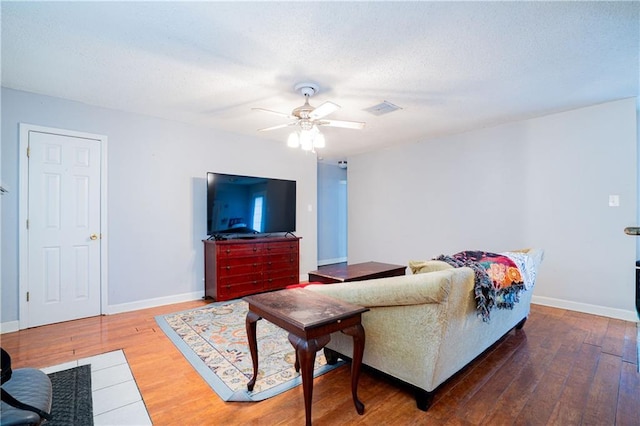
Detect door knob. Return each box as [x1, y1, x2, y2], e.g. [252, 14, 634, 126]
[90, 234, 99, 240]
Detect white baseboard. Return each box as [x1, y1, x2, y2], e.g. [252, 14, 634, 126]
[0, 320, 20, 334]
[532, 295, 639, 322]
[105, 291, 205, 315]
[1, 292, 204, 333]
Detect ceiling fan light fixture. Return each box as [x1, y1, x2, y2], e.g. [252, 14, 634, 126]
[258, 81, 365, 152]
[288, 127, 325, 152]
[300, 131, 314, 151]
[287, 132, 300, 148]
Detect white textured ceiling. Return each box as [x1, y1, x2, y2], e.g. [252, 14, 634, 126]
[2, 1, 639, 161]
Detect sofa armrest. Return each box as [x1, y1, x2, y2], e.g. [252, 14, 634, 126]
[305, 269, 454, 308]
[408, 260, 454, 274]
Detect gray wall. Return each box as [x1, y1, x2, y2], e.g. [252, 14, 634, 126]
[348, 98, 638, 320]
[317, 162, 347, 265]
[1, 88, 318, 324]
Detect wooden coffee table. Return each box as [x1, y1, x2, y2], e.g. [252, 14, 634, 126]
[244, 288, 369, 426]
[308, 261, 406, 284]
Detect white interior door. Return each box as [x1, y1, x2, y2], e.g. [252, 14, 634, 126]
[20, 126, 106, 328]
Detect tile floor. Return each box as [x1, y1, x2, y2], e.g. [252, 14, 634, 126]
[41, 350, 152, 425]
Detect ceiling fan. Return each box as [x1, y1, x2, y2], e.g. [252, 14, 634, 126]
[252, 83, 366, 134]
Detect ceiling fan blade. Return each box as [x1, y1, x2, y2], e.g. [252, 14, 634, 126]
[318, 119, 365, 130]
[257, 122, 297, 132]
[252, 107, 293, 118]
[309, 101, 340, 119]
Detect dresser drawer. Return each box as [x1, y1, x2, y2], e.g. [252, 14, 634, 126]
[264, 242, 299, 255]
[219, 270, 262, 284]
[217, 278, 263, 299]
[265, 257, 298, 272]
[217, 257, 263, 276]
[218, 264, 262, 278]
[263, 273, 299, 290]
[265, 252, 298, 265]
[217, 244, 262, 257]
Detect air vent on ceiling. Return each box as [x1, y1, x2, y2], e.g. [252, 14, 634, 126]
[364, 101, 402, 116]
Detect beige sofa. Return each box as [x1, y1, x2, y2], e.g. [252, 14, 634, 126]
[305, 248, 543, 410]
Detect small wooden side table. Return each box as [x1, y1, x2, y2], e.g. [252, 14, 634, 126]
[244, 288, 369, 426]
[308, 261, 406, 284]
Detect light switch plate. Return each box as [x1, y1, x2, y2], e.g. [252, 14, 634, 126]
[609, 194, 620, 207]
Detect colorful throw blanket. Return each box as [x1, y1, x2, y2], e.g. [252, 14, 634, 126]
[435, 251, 525, 322]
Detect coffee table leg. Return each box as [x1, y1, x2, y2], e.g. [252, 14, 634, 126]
[342, 324, 366, 415]
[245, 311, 261, 391]
[288, 334, 330, 426]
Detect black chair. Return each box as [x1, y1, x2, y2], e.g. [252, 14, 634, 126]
[1, 349, 53, 426]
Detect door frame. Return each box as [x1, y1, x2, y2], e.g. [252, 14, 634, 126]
[18, 123, 108, 329]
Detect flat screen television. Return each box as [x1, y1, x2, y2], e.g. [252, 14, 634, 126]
[206, 172, 296, 238]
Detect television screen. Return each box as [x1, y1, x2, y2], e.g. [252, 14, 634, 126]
[207, 172, 296, 237]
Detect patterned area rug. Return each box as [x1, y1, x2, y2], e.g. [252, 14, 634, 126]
[155, 299, 343, 402]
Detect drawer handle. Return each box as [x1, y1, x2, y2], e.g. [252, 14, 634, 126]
[253, 247, 257, 252]
[226, 266, 231, 270]
[225, 249, 230, 254]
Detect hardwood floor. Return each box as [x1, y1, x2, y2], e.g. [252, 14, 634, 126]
[2, 302, 638, 425]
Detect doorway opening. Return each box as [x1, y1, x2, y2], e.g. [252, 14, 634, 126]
[317, 162, 347, 266]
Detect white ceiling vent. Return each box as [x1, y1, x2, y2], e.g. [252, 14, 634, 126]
[364, 101, 402, 116]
